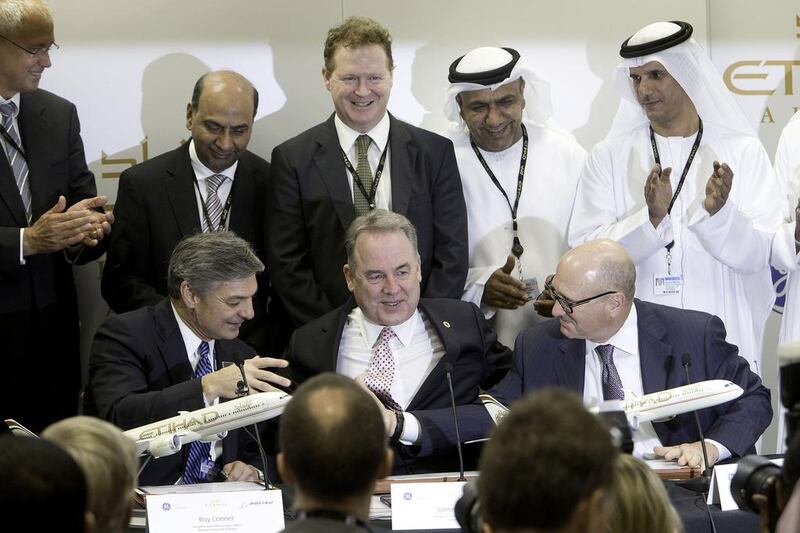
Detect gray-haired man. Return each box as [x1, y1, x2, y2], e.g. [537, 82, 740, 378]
[88, 231, 290, 485]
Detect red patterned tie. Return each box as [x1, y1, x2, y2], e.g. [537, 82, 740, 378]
[364, 327, 402, 411]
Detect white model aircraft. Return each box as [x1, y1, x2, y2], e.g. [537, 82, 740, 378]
[480, 379, 743, 429]
[124, 391, 291, 458]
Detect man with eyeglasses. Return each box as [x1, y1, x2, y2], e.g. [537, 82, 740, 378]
[419, 239, 771, 470]
[0, 0, 114, 432]
[267, 16, 468, 331]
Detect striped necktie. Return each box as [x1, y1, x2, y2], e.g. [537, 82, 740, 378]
[203, 173, 227, 232]
[0, 101, 32, 223]
[183, 341, 216, 483]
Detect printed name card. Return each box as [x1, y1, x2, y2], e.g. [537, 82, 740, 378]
[390, 481, 466, 530]
[708, 458, 783, 511]
[146, 488, 284, 532]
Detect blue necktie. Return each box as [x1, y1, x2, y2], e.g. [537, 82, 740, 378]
[597, 344, 624, 401]
[183, 341, 215, 484]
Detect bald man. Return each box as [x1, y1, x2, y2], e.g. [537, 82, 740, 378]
[419, 240, 771, 470]
[102, 70, 285, 354]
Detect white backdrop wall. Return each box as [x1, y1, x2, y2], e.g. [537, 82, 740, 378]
[42, 0, 799, 453]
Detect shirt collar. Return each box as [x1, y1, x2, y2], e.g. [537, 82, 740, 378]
[0, 93, 22, 117]
[335, 112, 390, 154]
[586, 304, 639, 357]
[355, 307, 420, 348]
[188, 139, 238, 181]
[170, 300, 216, 362]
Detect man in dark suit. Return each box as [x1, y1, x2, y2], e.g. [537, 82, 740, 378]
[89, 232, 291, 485]
[267, 16, 468, 328]
[283, 210, 510, 474]
[278, 373, 392, 533]
[0, 0, 114, 432]
[425, 239, 772, 468]
[101, 70, 285, 353]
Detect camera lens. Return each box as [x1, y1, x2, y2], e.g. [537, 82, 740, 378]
[731, 455, 781, 512]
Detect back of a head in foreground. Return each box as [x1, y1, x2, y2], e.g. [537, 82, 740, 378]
[478, 389, 618, 533]
[606, 454, 682, 533]
[278, 373, 388, 501]
[0, 434, 89, 532]
[43, 416, 139, 533]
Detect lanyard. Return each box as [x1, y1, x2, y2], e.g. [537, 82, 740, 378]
[193, 176, 234, 232]
[342, 137, 389, 210]
[470, 123, 528, 259]
[649, 117, 703, 264]
[0, 123, 27, 160]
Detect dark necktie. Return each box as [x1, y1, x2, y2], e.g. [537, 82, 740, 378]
[364, 326, 402, 411]
[183, 341, 216, 483]
[203, 173, 227, 232]
[596, 344, 624, 400]
[352, 134, 373, 217]
[0, 101, 32, 223]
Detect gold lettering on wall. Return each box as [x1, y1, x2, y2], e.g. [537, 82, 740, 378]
[100, 138, 149, 179]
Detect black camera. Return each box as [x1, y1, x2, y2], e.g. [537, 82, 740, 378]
[730, 342, 800, 531]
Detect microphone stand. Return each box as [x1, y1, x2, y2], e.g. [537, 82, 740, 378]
[443, 362, 466, 482]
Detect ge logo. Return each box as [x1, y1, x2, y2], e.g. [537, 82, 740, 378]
[403, 492, 412, 501]
[162, 502, 171, 511]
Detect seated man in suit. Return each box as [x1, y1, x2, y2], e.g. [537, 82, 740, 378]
[476, 389, 617, 533]
[444, 239, 771, 468]
[101, 70, 285, 354]
[267, 16, 468, 328]
[282, 209, 510, 474]
[278, 373, 392, 533]
[88, 231, 290, 485]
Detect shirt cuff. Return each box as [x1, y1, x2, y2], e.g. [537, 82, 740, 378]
[400, 412, 420, 445]
[18, 228, 25, 265]
[706, 438, 731, 462]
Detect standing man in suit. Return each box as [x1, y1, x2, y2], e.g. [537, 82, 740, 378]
[267, 16, 468, 328]
[89, 232, 291, 485]
[101, 70, 285, 353]
[283, 210, 510, 474]
[0, 0, 114, 432]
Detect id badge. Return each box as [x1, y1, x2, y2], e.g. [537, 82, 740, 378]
[654, 274, 682, 295]
[522, 277, 539, 299]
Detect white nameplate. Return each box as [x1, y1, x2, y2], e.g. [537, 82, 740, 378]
[708, 458, 783, 511]
[146, 488, 284, 532]
[390, 481, 466, 530]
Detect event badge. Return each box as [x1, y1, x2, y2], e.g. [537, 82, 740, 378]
[654, 274, 682, 296]
[523, 277, 539, 300]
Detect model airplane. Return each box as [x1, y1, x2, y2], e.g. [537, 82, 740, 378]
[124, 391, 292, 458]
[480, 379, 743, 430]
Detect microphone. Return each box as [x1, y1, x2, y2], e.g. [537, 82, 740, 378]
[443, 362, 466, 482]
[676, 353, 712, 493]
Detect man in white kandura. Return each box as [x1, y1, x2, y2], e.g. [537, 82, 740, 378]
[569, 21, 782, 374]
[446, 46, 586, 347]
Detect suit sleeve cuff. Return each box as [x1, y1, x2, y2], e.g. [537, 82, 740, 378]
[19, 228, 25, 265]
[706, 438, 730, 462]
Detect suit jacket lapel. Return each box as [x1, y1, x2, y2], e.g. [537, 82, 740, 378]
[406, 300, 460, 411]
[635, 300, 674, 394]
[314, 115, 354, 232]
[14, 94, 48, 221]
[228, 155, 254, 233]
[0, 150, 26, 225]
[164, 143, 202, 236]
[153, 299, 194, 384]
[388, 114, 412, 216]
[555, 337, 586, 393]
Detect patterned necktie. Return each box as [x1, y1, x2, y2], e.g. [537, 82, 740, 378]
[184, 341, 215, 484]
[0, 101, 32, 223]
[596, 344, 624, 400]
[352, 134, 373, 217]
[203, 173, 227, 232]
[364, 326, 402, 411]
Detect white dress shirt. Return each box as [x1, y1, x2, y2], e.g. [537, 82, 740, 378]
[334, 112, 392, 210]
[337, 307, 444, 444]
[188, 139, 237, 230]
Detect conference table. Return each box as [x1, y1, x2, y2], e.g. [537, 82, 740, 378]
[128, 479, 761, 532]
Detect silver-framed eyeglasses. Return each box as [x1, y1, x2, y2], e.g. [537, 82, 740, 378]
[0, 33, 59, 57]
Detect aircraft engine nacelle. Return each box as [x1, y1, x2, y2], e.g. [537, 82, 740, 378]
[147, 433, 182, 458]
[200, 431, 227, 443]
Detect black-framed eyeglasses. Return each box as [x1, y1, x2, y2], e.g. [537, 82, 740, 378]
[539, 279, 617, 314]
[0, 33, 59, 57]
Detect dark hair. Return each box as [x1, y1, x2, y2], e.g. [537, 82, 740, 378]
[0, 435, 88, 533]
[323, 16, 393, 73]
[478, 389, 617, 530]
[190, 72, 259, 117]
[279, 373, 386, 501]
[167, 231, 264, 298]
